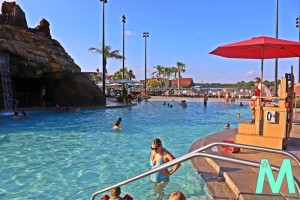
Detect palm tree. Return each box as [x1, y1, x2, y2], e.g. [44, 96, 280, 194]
[91, 74, 101, 84]
[112, 70, 123, 80]
[112, 67, 136, 80]
[171, 67, 178, 79]
[127, 69, 136, 80]
[161, 67, 172, 88]
[163, 67, 172, 79]
[152, 65, 166, 89]
[176, 62, 186, 91]
[88, 45, 123, 74]
[152, 65, 165, 78]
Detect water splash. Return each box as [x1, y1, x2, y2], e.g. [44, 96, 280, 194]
[0, 52, 12, 112]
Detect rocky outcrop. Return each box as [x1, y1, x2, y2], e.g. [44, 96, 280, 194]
[54, 74, 105, 106]
[0, 1, 27, 29]
[34, 18, 51, 39]
[0, 24, 80, 77]
[0, 1, 106, 107]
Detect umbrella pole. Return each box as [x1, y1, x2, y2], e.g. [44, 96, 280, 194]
[257, 49, 264, 136]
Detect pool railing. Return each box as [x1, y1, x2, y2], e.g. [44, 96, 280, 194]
[90, 142, 300, 200]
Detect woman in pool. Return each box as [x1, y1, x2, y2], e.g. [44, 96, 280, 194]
[150, 138, 181, 199]
[112, 117, 122, 130]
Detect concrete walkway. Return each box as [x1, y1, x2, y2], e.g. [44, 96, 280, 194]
[190, 111, 300, 200]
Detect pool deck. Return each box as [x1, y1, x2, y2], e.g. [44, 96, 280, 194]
[106, 97, 136, 108]
[190, 111, 300, 200]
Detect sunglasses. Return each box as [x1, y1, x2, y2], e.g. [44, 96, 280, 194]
[151, 145, 161, 150]
[254, 81, 259, 83]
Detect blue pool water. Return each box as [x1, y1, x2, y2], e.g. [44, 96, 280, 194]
[0, 100, 250, 200]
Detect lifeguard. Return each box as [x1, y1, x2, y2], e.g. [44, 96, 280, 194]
[248, 77, 272, 124]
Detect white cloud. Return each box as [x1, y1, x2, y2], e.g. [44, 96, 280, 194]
[121, 30, 136, 36]
[243, 70, 254, 77]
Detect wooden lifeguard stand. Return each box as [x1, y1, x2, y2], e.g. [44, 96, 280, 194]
[236, 68, 295, 150]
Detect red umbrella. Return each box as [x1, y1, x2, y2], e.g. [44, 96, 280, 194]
[209, 36, 300, 82]
[210, 36, 300, 135]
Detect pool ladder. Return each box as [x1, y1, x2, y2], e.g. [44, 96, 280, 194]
[91, 142, 300, 200]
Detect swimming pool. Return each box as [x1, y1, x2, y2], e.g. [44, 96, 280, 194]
[0, 99, 250, 199]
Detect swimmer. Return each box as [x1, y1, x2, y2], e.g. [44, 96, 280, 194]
[74, 106, 80, 112]
[225, 123, 230, 129]
[237, 113, 241, 119]
[181, 100, 187, 108]
[21, 111, 28, 119]
[12, 111, 19, 120]
[112, 117, 122, 130]
[150, 138, 180, 199]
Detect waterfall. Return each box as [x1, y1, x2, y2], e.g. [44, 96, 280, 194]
[0, 53, 12, 112]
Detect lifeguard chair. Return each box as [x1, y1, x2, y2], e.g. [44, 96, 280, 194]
[236, 67, 295, 150]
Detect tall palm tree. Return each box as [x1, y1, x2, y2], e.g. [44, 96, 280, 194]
[171, 67, 178, 79]
[127, 69, 136, 80]
[176, 62, 186, 91]
[161, 67, 172, 88]
[152, 65, 165, 89]
[163, 67, 172, 79]
[88, 45, 123, 74]
[151, 65, 165, 78]
[112, 67, 136, 80]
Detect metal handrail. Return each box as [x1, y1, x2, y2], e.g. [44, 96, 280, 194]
[91, 142, 300, 200]
[190, 142, 300, 166]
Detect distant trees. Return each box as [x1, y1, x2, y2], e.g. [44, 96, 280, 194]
[150, 62, 186, 89]
[151, 65, 164, 78]
[176, 62, 186, 90]
[198, 80, 280, 91]
[112, 67, 136, 80]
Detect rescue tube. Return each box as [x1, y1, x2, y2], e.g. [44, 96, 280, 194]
[220, 140, 240, 153]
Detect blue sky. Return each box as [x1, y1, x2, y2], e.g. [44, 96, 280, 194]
[2, 0, 300, 83]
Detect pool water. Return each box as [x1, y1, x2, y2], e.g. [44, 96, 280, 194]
[0, 100, 250, 200]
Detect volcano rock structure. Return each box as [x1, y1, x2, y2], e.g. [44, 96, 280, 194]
[0, 1, 105, 108]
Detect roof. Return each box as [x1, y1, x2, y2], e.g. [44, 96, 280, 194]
[171, 78, 194, 87]
[106, 75, 113, 79]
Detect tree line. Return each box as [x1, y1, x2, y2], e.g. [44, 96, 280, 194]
[200, 80, 280, 91]
[88, 45, 279, 91]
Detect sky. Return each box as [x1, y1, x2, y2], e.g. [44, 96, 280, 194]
[2, 0, 300, 83]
